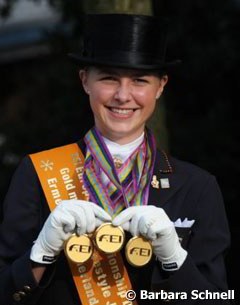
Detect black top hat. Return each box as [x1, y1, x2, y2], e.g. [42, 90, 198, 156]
[69, 14, 179, 70]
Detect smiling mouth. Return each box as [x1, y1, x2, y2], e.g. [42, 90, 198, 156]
[106, 107, 138, 114]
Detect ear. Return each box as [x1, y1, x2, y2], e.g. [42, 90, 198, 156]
[156, 75, 168, 99]
[79, 69, 90, 94]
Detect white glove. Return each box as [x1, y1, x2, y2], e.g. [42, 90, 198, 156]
[112, 206, 187, 271]
[30, 200, 112, 264]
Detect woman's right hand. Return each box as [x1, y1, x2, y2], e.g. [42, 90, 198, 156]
[30, 200, 112, 264]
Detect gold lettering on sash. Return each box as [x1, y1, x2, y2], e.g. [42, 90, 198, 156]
[30, 143, 137, 305]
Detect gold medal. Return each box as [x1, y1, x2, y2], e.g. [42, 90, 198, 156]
[64, 234, 93, 264]
[125, 236, 152, 267]
[94, 223, 125, 253]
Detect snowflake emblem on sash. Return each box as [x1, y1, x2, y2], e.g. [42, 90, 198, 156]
[40, 160, 54, 171]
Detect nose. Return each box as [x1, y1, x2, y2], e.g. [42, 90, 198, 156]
[114, 82, 132, 104]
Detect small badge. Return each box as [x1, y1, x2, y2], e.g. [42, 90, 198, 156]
[113, 156, 123, 169]
[151, 175, 159, 189]
[160, 178, 170, 189]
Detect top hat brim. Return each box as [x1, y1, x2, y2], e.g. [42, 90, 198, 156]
[68, 53, 181, 71]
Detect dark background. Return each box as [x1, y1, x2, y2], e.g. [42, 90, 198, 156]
[0, 0, 239, 302]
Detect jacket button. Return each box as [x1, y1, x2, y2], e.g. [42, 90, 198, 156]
[23, 285, 31, 292]
[13, 292, 21, 302]
[19, 291, 26, 297]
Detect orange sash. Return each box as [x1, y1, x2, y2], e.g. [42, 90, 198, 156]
[30, 143, 136, 305]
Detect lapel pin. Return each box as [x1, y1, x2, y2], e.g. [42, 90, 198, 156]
[151, 175, 160, 189]
[160, 178, 170, 189]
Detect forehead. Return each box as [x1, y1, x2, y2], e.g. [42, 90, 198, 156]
[87, 66, 162, 78]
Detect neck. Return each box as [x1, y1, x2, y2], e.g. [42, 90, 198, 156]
[96, 128, 145, 145]
[102, 132, 144, 147]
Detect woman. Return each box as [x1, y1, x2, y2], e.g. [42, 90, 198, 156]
[0, 14, 231, 305]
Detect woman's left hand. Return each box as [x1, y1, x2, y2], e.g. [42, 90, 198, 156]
[112, 206, 187, 271]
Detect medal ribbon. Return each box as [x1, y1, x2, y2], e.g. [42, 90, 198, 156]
[83, 127, 156, 216]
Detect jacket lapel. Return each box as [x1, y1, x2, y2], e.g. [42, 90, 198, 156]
[77, 139, 86, 154]
[148, 150, 189, 207]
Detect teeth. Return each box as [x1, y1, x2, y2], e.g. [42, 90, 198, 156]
[110, 108, 133, 114]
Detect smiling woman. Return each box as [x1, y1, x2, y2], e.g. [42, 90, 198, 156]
[0, 13, 231, 305]
[79, 67, 168, 144]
